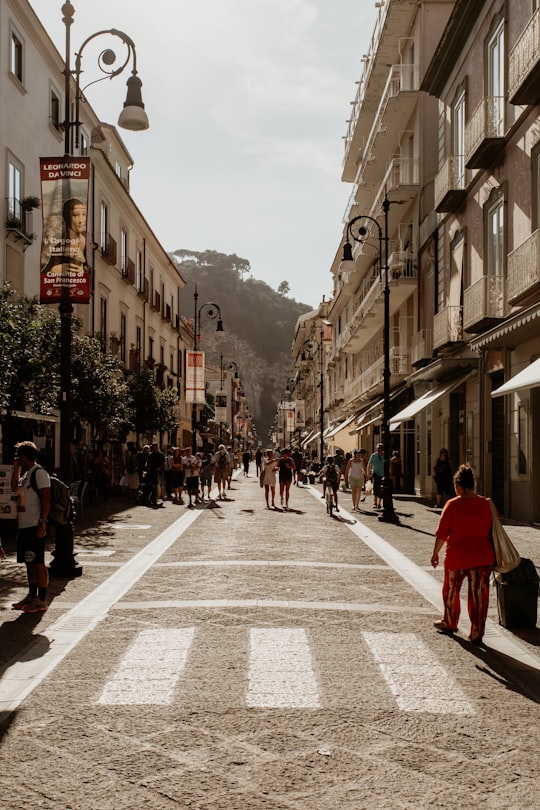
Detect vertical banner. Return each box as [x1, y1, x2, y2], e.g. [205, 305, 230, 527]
[286, 410, 295, 432]
[294, 400, 305, 429]
[215, 390, 227, 423]
[39, 156, 91, 304]
[186, 351, 206, 404]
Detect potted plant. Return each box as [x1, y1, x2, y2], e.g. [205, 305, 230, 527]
[21, 195, 40, 211]
[5, 215, 23, 230]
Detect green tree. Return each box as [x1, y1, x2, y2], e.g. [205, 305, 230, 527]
[127, 367, 179, 442]
[71, 333, 132, 443]
[277, 280, 290, 296]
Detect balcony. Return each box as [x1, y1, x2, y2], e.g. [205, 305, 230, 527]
[101, 233, 117, 266]
[358, 345, 411, 399]
[411, 329, 433, 367]
[434, 155, 468, 212]
[433, 305, 463, 351]
[509, 7, 540, 104]
[122, 257, 136, 284]
[356, 64, 420, 187]
[465, 97, 505, 169]
[463, 275, 505, 332]
[5, 197, 36, 251]
[507, 229, 540, 304]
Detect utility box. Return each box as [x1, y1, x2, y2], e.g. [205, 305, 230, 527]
[494, 558, 539, 629]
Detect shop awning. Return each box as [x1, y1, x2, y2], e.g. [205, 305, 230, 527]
[300, 430, 315, 447]
[326, 414, 356, 439]
[491, 357, 540, 397]
[389, 372, 474, 429]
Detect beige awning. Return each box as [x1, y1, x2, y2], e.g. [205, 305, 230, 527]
[491, 357, 540, 397]
[325, 414, 356, 439]
[389, 372, 474, 429]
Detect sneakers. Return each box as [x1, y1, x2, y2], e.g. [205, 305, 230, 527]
[21, 597, 48, 613]
[12, 594, 34, 610]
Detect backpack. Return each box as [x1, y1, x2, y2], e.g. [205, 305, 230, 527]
[216, 451, 228, 469]
[30, 468, 74, 525]
[325, 464, 339, 488]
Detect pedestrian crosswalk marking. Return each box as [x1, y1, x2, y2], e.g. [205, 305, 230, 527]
[362, 631, 475, 715]
[246, 628, 320, 708]
[98, 628, 195, 706]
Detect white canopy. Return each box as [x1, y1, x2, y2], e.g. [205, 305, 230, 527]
[491, 357, 540, 397]
[389, 372, 473, 429]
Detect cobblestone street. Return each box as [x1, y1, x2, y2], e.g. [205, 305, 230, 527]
[1, 474, 540, 809]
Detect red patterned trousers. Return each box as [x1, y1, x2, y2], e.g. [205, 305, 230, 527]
[442, 565, 492, 641]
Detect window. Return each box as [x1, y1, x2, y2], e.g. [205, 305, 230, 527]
[120, 228, 128, 274]
[80, 133, 88, 156]
[486, 189, 505, 276]
[452, 87, 466, 187]
[100, 202, 108, 251]
[50, 90, 61, 130]
[532, 144, 540, 230]
[8, 160, 22, 220]
[120, 314, 127, 364]
[10, 32, 23, 82]
[136, 249, 143, 291]
[148, 336, 154, 362]
[487, 18, 505, 136]
[100, 297, 108, 349]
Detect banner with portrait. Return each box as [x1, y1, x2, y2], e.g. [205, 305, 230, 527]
[39, 156, 91, 304]
[186, 351, 206, 404]
[215, 389, 227, 423]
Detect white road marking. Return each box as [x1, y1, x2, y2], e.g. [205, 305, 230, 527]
[98, 628, 195, 705]
[362, 631, 475, 715]
[246, 628, 320, 709]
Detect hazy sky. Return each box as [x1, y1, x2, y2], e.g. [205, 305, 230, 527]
[31, 1, 376, 307]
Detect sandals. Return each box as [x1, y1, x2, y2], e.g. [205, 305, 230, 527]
[433, 620, 455, 636]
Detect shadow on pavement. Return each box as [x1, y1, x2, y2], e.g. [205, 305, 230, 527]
[455, 635, 540, 704]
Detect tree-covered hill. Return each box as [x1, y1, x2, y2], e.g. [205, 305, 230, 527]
[172, 249, 312, 442]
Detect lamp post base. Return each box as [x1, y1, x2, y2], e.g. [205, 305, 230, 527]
[48, 523, 83, 578]
[378, 476, 399, 524]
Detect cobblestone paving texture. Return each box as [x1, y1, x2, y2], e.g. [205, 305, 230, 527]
[0, 473, 540, 809]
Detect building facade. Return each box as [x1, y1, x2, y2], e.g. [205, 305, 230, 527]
[1, 0, 193, 465]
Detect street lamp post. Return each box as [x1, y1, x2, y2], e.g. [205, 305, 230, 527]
[341, 193, 398, 524]
[52, 3, 149, 578]
[192, 287, 223, 453]
[301, 331, 324, 464]
[59, 2, 149, 486]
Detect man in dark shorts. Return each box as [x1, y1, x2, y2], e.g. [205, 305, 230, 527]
[10, 441, 51, 613]
[278, 448, 296, 510]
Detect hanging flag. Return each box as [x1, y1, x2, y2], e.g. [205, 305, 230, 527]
[39, 156, 91, 304]
[186, 351, 206, 404]
[215, 389, 227, 423]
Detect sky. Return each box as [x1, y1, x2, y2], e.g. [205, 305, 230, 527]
[31, 0, 376, 307]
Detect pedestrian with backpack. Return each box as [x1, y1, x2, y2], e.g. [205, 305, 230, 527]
[10, 441, 51, 613]
[213, 444, 231, 500]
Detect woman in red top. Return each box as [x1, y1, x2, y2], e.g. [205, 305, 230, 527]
[431, 465, 494, 644]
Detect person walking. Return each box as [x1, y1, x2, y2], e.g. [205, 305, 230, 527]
[278, 447, 296, 510]
[171, 447, 185, 504]
[242, 449, 251, 477]
[146, 443, 165, 507]
[344, 450, 365, 512]
[261, 449, 279, 509]
[199, 451, 214, 501]
[292, 447, 304, 485]
[10, 441, 51, 613]
[255, 447, 263, 477]
[182, 447, 199, 508]
[430, 465, 494, 644]
[213, 444, 230, 500]
[367, 443, 385, 510]
[433, 448, 454, 508]
[390, 450, 403, 493]
[163, 446, 174, 500]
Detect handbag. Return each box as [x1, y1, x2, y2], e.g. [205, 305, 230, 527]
[487, 498, 521, 573]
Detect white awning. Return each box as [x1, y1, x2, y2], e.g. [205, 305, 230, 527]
[389, 372, 474, 429]
[491, 357, 540, 397]
[300, 430, 314, 447]
[326, 414, 356, 439]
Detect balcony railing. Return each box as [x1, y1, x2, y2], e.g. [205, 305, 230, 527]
[411, 329, 433, 366]
[465, 96, 505, 168]
[507, 229, 540, 304]
[434, 155, 467, 212]
[509, 7, 540, 104]
[433, 305, 463, 350]
[463, 275, 505, 332]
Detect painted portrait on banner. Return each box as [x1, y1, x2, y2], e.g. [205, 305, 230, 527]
[39, 156, 91, 304]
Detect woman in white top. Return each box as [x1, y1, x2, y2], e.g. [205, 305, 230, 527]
[345, 449, 366, 512]
[261, 449, 279, 509]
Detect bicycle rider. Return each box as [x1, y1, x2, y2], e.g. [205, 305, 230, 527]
[318, 456, 341, 513]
